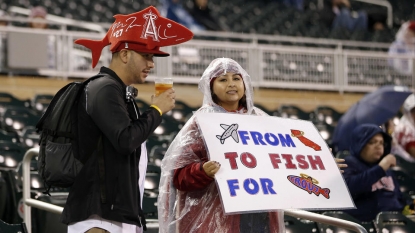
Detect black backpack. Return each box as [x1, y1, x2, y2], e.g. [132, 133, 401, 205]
[36, 74, 103, 194]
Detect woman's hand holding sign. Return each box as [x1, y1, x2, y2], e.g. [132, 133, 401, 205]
[203, 161, 221, 178]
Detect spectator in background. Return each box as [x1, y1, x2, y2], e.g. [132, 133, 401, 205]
[28, 6, 56, 69]
[342, 124, 407, 222]
[275, 0, 304, 11]
[159, 0, 205, 32]
[0, 10, 8, 72]
[187, 0, 224, 31]
[384, 118, 415, 163]
[388, 21, 415, 75]
[319, 0, 387, 33]
[29, 6, 48, 29]
[0, 10, 7, 26]
[319, 0, 368, 32]
[393, 94, 415, 160]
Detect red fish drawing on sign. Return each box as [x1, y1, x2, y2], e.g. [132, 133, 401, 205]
[291, 129, 321, 151]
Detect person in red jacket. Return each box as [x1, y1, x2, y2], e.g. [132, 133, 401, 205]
[157, 58, 285, 233]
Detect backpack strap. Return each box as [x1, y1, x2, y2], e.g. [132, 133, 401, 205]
[96, 136, 107, 204]
[81, 74, 108, 204]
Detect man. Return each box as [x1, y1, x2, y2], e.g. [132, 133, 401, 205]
[60, 6, 193, 233]
[342, 124, 406, 222]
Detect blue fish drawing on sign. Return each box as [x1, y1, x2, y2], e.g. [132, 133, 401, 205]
[216, 124, 239, 144]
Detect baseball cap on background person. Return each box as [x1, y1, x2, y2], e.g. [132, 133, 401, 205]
[75, 5, 194, 68]
[395, 20, 415, 46]
[29, 6, 48, 28]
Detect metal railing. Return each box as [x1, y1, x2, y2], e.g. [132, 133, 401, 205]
[1, 25, 413, 93]
[22, 148, 63, 233]
[0, 7, 413, 94]
[22, 148, 367, 233]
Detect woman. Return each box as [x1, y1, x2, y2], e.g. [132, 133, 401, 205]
[157, 58, 285, 233]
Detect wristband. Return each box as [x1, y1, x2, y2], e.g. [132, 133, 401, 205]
[150, 105, 162, 116]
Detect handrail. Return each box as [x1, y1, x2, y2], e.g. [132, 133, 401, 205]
[22, 148, 63, 233]
[354, 0, 393, 28]
[285, 209, 368, 233]
[8, 6, 106, 33]
[22, 149, 367, 233]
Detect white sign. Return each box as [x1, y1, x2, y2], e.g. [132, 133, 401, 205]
[195, 112, 355, 214]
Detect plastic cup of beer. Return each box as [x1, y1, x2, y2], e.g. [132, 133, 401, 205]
[155, 78, 173, 96]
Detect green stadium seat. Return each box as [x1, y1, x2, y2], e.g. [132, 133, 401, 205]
[0, 219, 27, 233]
[374, 211, 415, 233]
[317, 211, 375, 233]
[284, 215, 318, 233]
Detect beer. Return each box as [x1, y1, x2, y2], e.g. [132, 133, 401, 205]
[155, 83, 173, 96]
[154, 78, 173, 96]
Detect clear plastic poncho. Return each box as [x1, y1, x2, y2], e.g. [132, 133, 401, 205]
[388, 21, 415, 75]
[392, 93, 415, 162]
[157, 58, 285, 233]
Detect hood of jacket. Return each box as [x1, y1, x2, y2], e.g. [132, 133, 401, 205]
[349, 124, 392, 160]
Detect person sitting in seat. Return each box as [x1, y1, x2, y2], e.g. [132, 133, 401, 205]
[342, 124, 408, 222]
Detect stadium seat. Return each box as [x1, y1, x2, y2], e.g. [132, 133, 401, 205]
[284, 215, 318, 233]
[31, 94, 54, 115]
[374, 211, 415, 233]
[0, 169, 23, 225]
[152, 115, 183, 140]
[148, 145, 168, 167]
[0, 129, 20, 144]
[0, 173, 8, 222]
[18, 126, 40, 149]
[165, 100, 196, 123]
[0, 92, 28, 111]
[0, 141, 26, 169]
[394, 156, 415, 177]
[312, 106, 343, 126]
[317, 211, 375, 233]
[277, 105, 311, 120]
[391, 167, 415, 196]
[0, 219, 27, 233]
[142, 194, 158, 218]
[0, 106, 39, 133]
[314, 122, 335, 145]
[253, 103, 272, 116]
[143, 163, 160, 218]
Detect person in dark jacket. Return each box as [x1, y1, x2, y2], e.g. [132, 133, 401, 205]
[342, 123, 406, 222]
[187, 0, 224, 31]
[60, 6, 193, 233]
